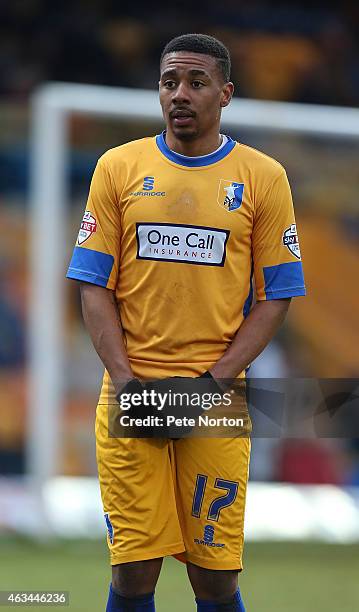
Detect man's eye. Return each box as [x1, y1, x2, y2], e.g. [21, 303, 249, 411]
[164, 80, 176, 88]
[192, 81, 204, 88]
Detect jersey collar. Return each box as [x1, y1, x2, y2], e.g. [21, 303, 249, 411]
[156, 131, 236, 167]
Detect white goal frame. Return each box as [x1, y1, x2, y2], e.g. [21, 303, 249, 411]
[29, 83, 359, 484]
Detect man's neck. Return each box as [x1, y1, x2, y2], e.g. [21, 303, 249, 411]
[165, 130, 223, 157]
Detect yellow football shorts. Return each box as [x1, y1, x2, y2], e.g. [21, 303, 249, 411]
[96, 403, 250, 571]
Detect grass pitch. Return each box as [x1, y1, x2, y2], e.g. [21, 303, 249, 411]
[0, 538, 358, 611]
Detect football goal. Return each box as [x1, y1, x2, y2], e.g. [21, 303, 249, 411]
[28, 82, 359, 487]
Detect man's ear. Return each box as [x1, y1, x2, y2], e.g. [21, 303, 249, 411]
[220, 82, 234, 108]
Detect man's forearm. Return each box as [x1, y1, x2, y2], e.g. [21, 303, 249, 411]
[210, 299, 291, 379]
[80, 282, 133, 390]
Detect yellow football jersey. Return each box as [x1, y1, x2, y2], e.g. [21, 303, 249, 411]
[67, 132, 305, 394]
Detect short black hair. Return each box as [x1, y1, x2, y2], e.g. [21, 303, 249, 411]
[160, 33, 231, 82]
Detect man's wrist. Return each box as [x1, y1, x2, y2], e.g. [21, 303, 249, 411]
[115, 377, 143, 402]
[205, 370, 234, 392]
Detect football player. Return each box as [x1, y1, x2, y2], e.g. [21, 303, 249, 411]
[67, 33, 306, 612]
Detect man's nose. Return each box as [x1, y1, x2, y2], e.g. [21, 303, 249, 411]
[172, 82, 191, 104]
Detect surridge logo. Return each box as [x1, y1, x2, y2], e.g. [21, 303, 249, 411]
[143, 176, 154, 191]
[204, 525, 215, 543]
[218, 180, 244, 211]
[194, 524, 225, 548]
[130, 176, 166, 197]
[104, 512, 114, 545]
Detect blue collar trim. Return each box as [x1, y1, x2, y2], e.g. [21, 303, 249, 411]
[156, 131, 236, 167]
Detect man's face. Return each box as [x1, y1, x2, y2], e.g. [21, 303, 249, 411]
[159, 52, 233, 141]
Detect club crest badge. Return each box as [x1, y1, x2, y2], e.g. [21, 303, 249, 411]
[77, 211, 97, 245]
[218, 180, 244, 212]
[282, 224, 301, 259]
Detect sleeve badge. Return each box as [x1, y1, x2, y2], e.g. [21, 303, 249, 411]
[283, 224, 301, 259]
[77, 211, 97, 245]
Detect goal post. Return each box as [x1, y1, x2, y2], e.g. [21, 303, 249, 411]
[28, 82, 359, 485]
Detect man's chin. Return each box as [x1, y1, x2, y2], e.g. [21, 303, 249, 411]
[172, 127, 198, 141]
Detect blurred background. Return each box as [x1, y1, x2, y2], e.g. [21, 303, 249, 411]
[0, 1, 358, 611]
